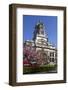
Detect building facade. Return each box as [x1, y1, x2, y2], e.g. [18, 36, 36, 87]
[24, 21, 57, 65]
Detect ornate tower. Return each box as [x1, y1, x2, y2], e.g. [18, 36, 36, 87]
[33, 21, 48, 47]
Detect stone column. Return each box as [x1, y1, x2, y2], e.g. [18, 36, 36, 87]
[47, 51, 50, 63]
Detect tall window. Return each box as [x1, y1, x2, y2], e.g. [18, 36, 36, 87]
[50, 52, 55, 62]
[52, 58, 54, 62]
[50, 52, 54, 57]
[50, 58, 54, 62]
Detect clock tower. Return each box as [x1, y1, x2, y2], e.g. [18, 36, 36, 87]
[33, 21, 48, 47]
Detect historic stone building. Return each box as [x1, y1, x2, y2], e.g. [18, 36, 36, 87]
[24, 21, 57, 65]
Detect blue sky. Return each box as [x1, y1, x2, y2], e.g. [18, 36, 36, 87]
[23, 15, 57, 47]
